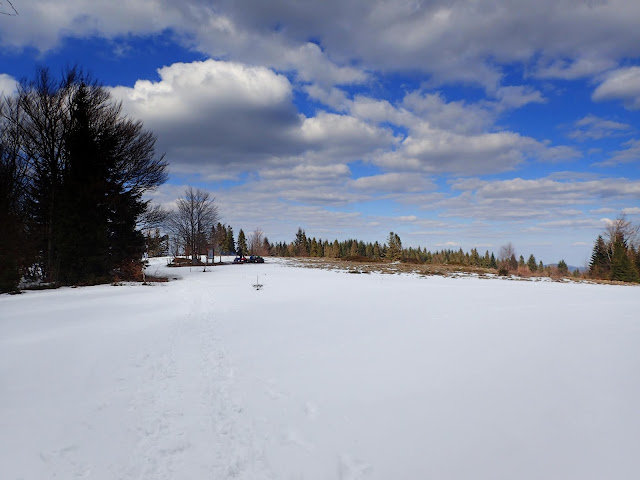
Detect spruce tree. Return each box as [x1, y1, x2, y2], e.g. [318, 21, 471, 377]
[237, 229, 248, 256]
[56, 84, 149, 284]
[557, 259, 569, 276]
[294, 227, 309, 256]
[226, 226, 235, 254]
[387, 232, 402, 261]
[611, 236, 639, 282]
[589, 235, 610, 279]
[527, 254, 537, 272]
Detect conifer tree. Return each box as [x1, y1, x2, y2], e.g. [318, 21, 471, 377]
[557, 259, 569, 276]
[294, 227, 309, 256]
[527, 254, 537, 272]
[589, 235, 610, 279]
[349, 241, 358, 257]
[610, 235, 639, 282]
[387, 232, 402, 261]
[310, 237, 319, 257]
[236, 229, 248, 256]
[509, 254, 518, 271]
[225, 226, 235, 254]
[262, 236, 272, 256]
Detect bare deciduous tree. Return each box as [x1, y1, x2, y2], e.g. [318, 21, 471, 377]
[498, 242, 518, 272]
[604, 214, 639, 248]
[138, 203, 168, 231]
[249, 227, 265, 255]
[498, 242, 515, 262]
[167, 187, 219, 263]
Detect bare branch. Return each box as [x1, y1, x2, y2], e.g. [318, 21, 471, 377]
[1, 1, 19, 16]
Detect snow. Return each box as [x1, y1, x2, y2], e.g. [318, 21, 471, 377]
[1, 257, 639, 479]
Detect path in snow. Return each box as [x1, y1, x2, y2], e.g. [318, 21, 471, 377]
[1, 257, 640, 479]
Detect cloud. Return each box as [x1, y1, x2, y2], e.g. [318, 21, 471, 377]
[110, 59, 300, 168]
[110, 59, 394, 176]
[401, 92, 494, 134]
[534, 56, 617, 80]
[377, 129, 533, 174]
[374, 127, 579, 175]
[5, 0, 640, 91]
[350, 173, 434, 193]
[434, 177, 640, 222]
[298, 112, 396, 160]
[493, 85, 546, 110]
[0, 73, 18, 97]
[348, 90, 577, 175]
[595, 139, 640, 167]
[568, 115, 632, 141]
[592, 67, 640, 109]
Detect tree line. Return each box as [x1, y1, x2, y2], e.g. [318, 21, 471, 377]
[0, 67, 167, 292]
[269, 228, 566, 276]
[269, 227, 640, 282]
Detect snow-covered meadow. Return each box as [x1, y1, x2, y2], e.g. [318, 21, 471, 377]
[1, 257, 639, 480]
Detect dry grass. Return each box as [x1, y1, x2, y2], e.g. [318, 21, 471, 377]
[283, 257, 638, 286]
[287, 257, 497, 278]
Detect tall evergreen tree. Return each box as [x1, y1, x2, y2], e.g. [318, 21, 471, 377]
[527, 254, 537, 272]
[557, 259, 569, 276]
[237, 229, 248, 256]
[610, 235, 639, 282]
[589, 235, 610, 279]
[294, 227, 309, 256]
[225, 226, 235, 254]
[387, 232, 402, 261]
[518, 255, 525, 269]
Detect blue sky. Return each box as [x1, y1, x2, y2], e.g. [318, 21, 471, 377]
[2, 0, 640, 265]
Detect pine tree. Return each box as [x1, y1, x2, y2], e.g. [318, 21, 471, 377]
[489, 253, 497, 269]
[589, 235, 610, 279]
[236, 229, 248, 256]
[557, 259, 569, 276]
[294, 227, 308, 256]
[509, 254, 518, 271]
[610, 235, 639, 282]
[56, 84, 149, 284]
[387, 232, 402, 261]
[527, 254, 537, 272]
[262, 236, 272, 256]
[226, 226, 235, 254]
